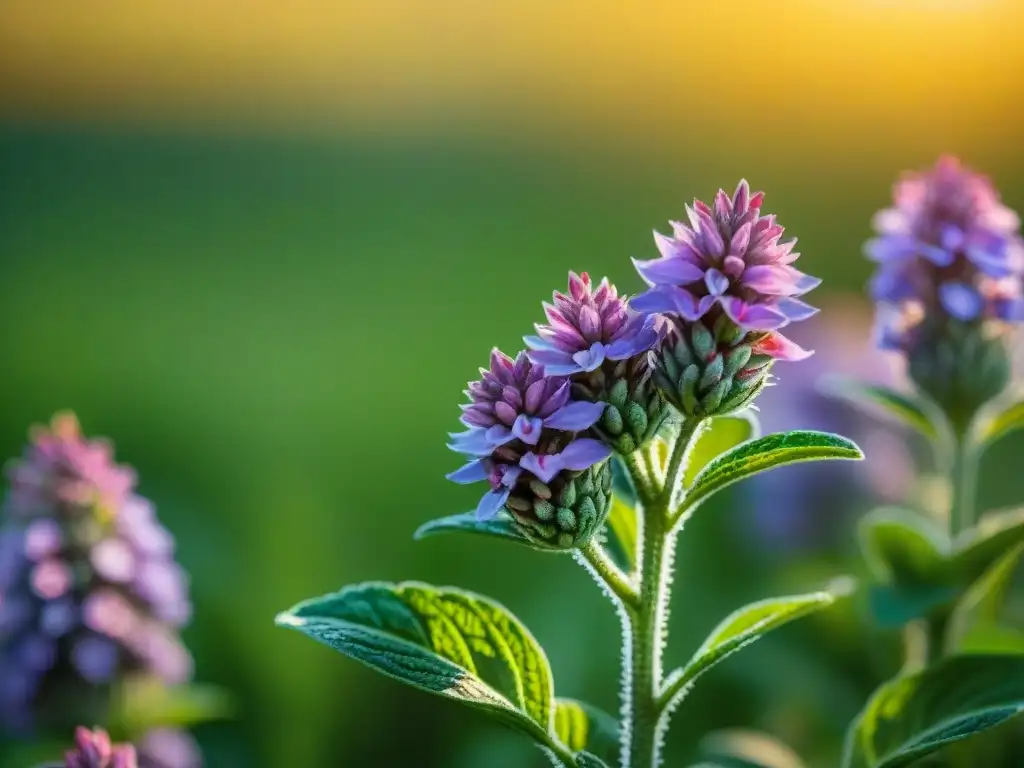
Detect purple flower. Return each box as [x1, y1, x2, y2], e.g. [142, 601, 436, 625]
[0, 413, 193, 732]
[138, 727, 203, 768]
[449, 349, 605, 456]
[65, 726, 138, 768]
[524, 271, 661, 375]
[631, 180, 820, 361]
[867, 156, 1024, 348]
[448, 351, 609, 520]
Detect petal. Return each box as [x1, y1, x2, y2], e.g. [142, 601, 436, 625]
[869, 263, 920, 303]
[632, 256, 705, 287]
[994, 297, 1024, 322]
[774, 297, 819, 322]
[557, 439, 613, 471]
[940, 224, 966, 252]
[630, 287, 678, 315]
[447, 428, 495, 457]
[579, 305, 603, 342]
[938, 281, 983, 321]
[864, 235, 918, 263]
[476, 489, 510, 521]
[733, 180, 750, 212]
[670, 286, 715, 321]
[494, 401, 518, 426]
[750, 332, 813, 361]
[525, 348, 578, 375]
[544, 400, 606, 431]
[523, 377, 548, 413]
[485, 424, 514, 448]
[704, 268, 730, 296]
[524, 333, 562, 352]
[568, 271, 590, 301]
[742, 265, 821, 297]
[719, 296, 789, 330]
[919, 243, 955, 267]
[512, 414, 544, 445]
[606, 321, 659, 360]
[519, 452, 565, 484]
[446, 459, 489, 484]
[537, 380, 571, 417]
[571, 343, 606, 372]
[729, 222, 752, 255]
[654, 231, 702, 262]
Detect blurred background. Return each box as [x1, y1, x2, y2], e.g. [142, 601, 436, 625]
[1, 1, 1023, 765]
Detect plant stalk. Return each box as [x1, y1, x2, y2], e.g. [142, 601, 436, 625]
[949, 435, 978, 539]
[624, 420, 701, 768]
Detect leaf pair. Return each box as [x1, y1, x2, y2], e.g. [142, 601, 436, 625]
[275, 582, 617, 763]
[860, 506, 1024, 629]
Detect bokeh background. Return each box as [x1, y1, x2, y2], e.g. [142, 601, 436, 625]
[2, 2, 1023, 766]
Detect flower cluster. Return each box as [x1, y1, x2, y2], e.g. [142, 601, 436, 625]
[631, 180, 820, 417]
[867, 155, 1024, 347]
[525, 272, 668, 453]
[866, 157, 1024, 422]
[0, 414, 191, 736]
[63, 727, 137, 768]
[448, 350, 613, 549]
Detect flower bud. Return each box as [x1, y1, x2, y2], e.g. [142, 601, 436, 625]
[504, 461, 612, 550]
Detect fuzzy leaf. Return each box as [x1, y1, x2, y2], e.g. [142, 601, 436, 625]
[682, 430, 863, 515]
[604, 495, 638, 573]
[701, 729, 808, 768]
[843, 655, 1024, 768]
[553, 698, 620, 763]
[859, 508, 949, 586]
[819, 376, 941, 443]
[683, 413, 761, 487]
[974, 398, 1024, 450]
[413, 511, 532, 546]
[276, 581, 555, 741]
[946, 543, 1024, 654]
[670, 591, 838, 693]
[950, 507, 1024, 584]
[867, 584, 958, 629]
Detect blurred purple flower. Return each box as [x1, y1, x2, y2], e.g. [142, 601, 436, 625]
[524, 271, 660, 375]
[867, 155, 1024, 349]
[631, 180, 819, 361]
[448, 350, 610, 521]
[740, 299, 915, 552]
[65, 726, 137, 768]
[0, 413, 193, 732]
[138, 727, 203, 768]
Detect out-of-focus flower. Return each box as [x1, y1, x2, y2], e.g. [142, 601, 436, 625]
[525, 271, 668, 453]
[866, 157, 1024, 425]
[631, 181, 819, 419]
[64, 726, 138, 768]
[448, 350, 612, 550]
[0, 413, 192, 732]
[740, 299, 915, 553]
[137, 727, 203, 768]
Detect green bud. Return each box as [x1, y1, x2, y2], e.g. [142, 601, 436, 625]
[625, 401, 648, 436]
[529, 478, 552, 500]
[505, 462, 613, 551]
[681, 365, 700, 413]
[671, 339, 695, 368]
[690, 322, 716, 359]
[608, 379, 629, 410]
[723, 346, 752, 378]
[602, 404, 624, 436]
[698, 354, 724, 390]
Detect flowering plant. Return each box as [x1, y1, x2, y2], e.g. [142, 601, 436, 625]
[276, 181, 875, 767]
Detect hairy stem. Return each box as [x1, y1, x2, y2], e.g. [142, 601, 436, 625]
[624, 420, 702, 768]
[580, 541, 639, 608]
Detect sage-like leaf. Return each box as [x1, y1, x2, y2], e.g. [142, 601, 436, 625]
[973, 398, 1024, 451]
[946, 542, 1024, 654]
[604, 495, 638, 573]
[681, 431, 862, 516]
[413, 510, 530, 546]
[701, 729, 807, 768]
[843, 654, 1024, 768]
[950, 507, 1024, 583]
[276, 581, 556, 741]
[819, 376, 941, 443]
[664, 590, 838, 699]
[683, 413, 760, 487]
[553, 698, 620, 764]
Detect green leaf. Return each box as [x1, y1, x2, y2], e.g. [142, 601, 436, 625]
[683, 412, 761, 487]
[611, 453, 637, 507]
[858, 507, 949, 586]
[276, 581, 556, 741]
[112, 677, 235, 736]
[682, 430, 863, 515]
[946, 542, 1024, 654]
[843, 654, 1024, 768]
[867, 584, 958, 629]
[604, 495, 638, 573]
[575, 753, 613, 768]
[974, 398, 1024, 450]
[553, 698, 620, 764]
[413, 510, 531, 547]
[819, 376, 942, 443]
[669, 590, 838, 693]
[701, 729, 807, 768]
[950, 507, 1024, 584]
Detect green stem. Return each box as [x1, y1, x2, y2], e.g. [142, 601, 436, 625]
[949, 435, 978, 539]
[624, 420, 702, 768]
[580, 541, 639, 609]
